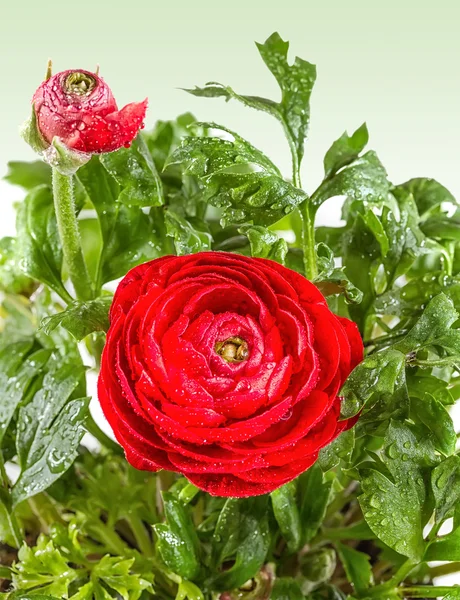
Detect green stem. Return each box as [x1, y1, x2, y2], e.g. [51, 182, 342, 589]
[0, 455, 23, 548]
[85, 413, 123, 455]
[400, 586, 459, 598]
[363, 559, 417, 598]
[299, 200, 317, 280]
[127, 514, 154, 557]
[430, 561, 460, 578]
[86, 521, 129, 556]
[52, 168, 93, 301]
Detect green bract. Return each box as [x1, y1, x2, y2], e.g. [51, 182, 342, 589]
[0, 32, 459, 600]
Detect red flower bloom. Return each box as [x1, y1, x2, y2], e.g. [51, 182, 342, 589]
[32, 69, 147, 153]
[98, 253, 363, 497]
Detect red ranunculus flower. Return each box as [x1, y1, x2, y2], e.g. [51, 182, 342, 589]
[98, 253, 363, 497]
[32, 69, 147, 153]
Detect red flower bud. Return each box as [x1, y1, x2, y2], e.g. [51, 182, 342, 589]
[31, 69, 147, 154]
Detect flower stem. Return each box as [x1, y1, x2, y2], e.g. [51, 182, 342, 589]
[400, 586, 459, 598]
[52, 168, 93, 301]
[127, 514, 154, 557]
[299, 199, 317, 280]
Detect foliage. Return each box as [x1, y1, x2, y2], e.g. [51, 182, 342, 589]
[0, 32, 459, 600]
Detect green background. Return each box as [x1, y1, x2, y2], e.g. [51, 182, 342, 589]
[1, 0, 459, 207]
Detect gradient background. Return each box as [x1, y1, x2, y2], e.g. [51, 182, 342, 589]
[1, 1, 460, 583]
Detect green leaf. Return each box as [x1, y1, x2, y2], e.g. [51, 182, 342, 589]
[431, 456, 460, 524]
[210, 497, 270, 591]
[0, 341, 51, 448]
[0, 237, 36, 295]
[239, 225, 287, 263]
[164, 208, 212, 255]
[336, 543, 373, 592]
[425, 525, 460, 561]
[92, 555, 153, 600]
[298, 548, 336, 593]
[168, 122, 281, 178]
[421, 215, 460, 241]
[314, 243, 363, 304]
[0, 487, 21, 547]
[209, 171, 307, 227]
[16, 185, 69, 301]
[312, 151, 390, 210]
[255, 32, 316, 165]
[143, 112, 197, 173]
[323, 124, 369, 178]
[358, 421, 437, 560]
[40, 296, 112, 341]
[169, 124, 306, 226]
[185, 32, 316, 169]
[340, 348, 406, 419]
[77, 157, 163, 286]
[298, 464, 332, 544]
[318, 429, 355, 472]
[270, 578, 305, 600]
[410, 393, 456, 456]
[395, 177, 458, 218]
[100, 134, 164, 207]
[4, 160, 51, 190]
[175, 580, 204, 600]
[12, 357, 89, 505]
[271, 481, 301, 552]
[154, 492, 201, 580]
[12, 537, 77, 597]
[395, 293, 460, 354]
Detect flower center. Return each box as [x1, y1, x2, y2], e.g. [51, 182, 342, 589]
[215, 337, 249, 363]
[64, 72, 97, 96]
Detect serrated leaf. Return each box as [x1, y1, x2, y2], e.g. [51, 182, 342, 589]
[255, 32, 316, 166]
[324, 124, 369, 178]
[13, 358, 88, 505]
[206, 171, 307, 227]
[185, 32, 316, 170]
[168, 122, 281, 178]
[92, 555, 153, 600]
[154, 492, 201, 580]
[336, 543, 372, 592]
[318, 429, 355, 472]
[271, 481, 301, 552]
[358, 421, 437, 561]
[312, 151, 390, 210]
[395, 293, 459, 354]
[169, 124, 306, 226]
[40, 296, 112, 341]
[12, 537, 77, 597]
[210, 497, 270, 591]
[239, 225, 287, 263]
[164, 208, 212, 255]
[340, 348, 406, 419]
[100, 134, 164, 207]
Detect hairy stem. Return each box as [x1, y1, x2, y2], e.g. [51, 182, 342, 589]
[52, 168, 93, 301]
